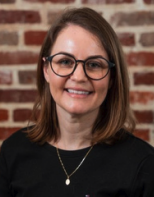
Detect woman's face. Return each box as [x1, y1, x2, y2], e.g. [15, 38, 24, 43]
[43, 25, 111, 116]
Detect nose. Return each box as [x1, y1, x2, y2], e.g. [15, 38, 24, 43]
[70, 62, 88, 82]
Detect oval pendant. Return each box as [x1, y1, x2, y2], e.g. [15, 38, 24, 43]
[66, 178, 70, 185]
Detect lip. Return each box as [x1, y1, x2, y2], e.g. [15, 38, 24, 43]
[65, 87, 93, 93]
[67, 89, 90, 95]
[64, 88, 93, 97]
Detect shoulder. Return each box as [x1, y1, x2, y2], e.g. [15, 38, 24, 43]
[1, 126, 36, 153]
[99, 131, 154, 164]
[125, 134, 154, 195]
[115, 131, 154, 164]
[0, 126, 43, 167]
[126, 132, 154, 155]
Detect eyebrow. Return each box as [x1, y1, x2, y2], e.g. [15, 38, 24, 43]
[53, 51, 106, 60]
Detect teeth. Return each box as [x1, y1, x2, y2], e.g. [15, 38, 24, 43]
[67, 89, 90, 95]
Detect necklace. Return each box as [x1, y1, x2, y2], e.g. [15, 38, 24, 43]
[56, 146, 93, 185]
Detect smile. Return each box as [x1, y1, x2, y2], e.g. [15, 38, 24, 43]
[67, 89, 91, 95]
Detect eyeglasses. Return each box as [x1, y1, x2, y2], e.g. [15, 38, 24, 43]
[45, 53, 115, 80]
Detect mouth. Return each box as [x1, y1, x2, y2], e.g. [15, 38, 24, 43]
[65, 89, 92, 95]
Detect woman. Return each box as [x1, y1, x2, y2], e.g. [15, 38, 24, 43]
[0, 7, 154, 197]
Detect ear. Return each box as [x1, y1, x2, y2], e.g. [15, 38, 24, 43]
[42, 57, 50, 83]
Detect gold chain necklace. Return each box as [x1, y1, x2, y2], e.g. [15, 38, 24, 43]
[56, 146, 93, 185]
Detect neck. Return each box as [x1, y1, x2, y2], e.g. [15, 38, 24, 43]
[51, 106, 99, 150]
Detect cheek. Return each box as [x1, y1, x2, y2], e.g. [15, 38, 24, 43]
[48, 73, 66, 95]
[96, 78, 110, 93]
[95, 79, 110, 103]
[98, 86, 109, 100]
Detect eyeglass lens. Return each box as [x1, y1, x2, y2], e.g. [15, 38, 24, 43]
[51, 54, 110, 80]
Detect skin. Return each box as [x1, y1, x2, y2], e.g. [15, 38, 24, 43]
[43, 24, 111, 150]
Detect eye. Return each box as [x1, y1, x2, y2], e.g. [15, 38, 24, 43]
[88, 62, 101, 68]
[86, 61, 104, 70]
[60, 59, 71, 65]
[86, 58, 108, 70]
[56, 57, 74, 68]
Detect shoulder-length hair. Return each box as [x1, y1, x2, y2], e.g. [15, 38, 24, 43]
[28, 7, 136, 145]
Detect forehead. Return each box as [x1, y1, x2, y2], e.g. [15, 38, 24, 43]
[51, 24, 107, 58]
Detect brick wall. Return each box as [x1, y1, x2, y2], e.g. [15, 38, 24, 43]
[0, 0, 154, 146]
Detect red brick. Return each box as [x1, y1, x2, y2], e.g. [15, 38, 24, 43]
[0, 10, 41, 24]
[110, 11, 154, 27]
[126, 52, 154, 66]
[82, 0, 134, 3]
[0, 0, 15, 3]
[0, 31, 18, 45]
[139, 32, 154, 46]
[134, 110, 153, 123]
[130, 91, 154, 104]
[0, 109, 9, 121]
[134, 129, 149, 141]
[13, 109, 32, 122]
[24, 0, 74, 3]
[19, 70, 36, 84]
[0, 127, 20, 140]
[0, 51, 38, 65]
[144, 0, 154, 4]
[0, 70, 12, 84]
[24, 31, 47, 45]
[0, 90, 37, 102]
[134, 72, 154, 85]
[117, 32, 135, 46]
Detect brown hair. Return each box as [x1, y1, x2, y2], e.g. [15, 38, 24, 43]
[28, 7, 136, 145]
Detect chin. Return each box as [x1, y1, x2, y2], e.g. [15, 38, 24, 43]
[67, 106, 98, 116]
[68, 109, 87, 115]
[65, 106, 89, 115]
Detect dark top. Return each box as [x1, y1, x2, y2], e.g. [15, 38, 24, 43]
[0, 127, 154, 197]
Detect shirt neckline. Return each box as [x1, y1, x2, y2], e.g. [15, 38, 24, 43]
[44, 142, 94, 158]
